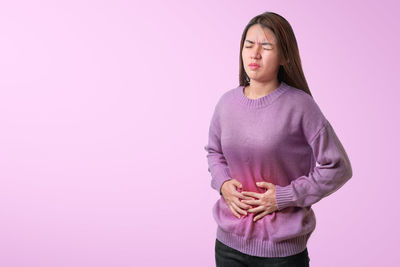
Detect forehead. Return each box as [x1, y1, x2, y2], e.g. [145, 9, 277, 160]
[245, 24, 276, 43]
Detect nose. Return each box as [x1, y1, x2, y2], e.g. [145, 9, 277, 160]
[251, 44, 262, 59]
[251, 53, 261, 60]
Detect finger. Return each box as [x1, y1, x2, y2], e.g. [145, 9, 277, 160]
[228, 204, 241, 219]
[232, 179, 242, 189]
[232, 190, 255, 200]
[247, 205, 264, 213]
[240, 198, 259, 206]
[239, 194, 256, 200]
[235, 194, 256, 203]
[256, 181, 270, 189]
[231, 202, 248, 216]
[241, 191, 261, 198]
[253, 210, 268, 222]
[234, 198, 252, 210]
[232, 191, 249, 199]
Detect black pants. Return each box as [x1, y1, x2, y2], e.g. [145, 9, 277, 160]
[215, 239, 310, 267]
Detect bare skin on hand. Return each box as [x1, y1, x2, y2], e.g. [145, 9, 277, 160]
[221, 179, 278, 222]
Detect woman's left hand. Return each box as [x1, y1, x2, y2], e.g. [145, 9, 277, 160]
[240, 181, 278, 222]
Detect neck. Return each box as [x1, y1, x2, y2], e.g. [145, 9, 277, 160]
[245, 79, 281, 99]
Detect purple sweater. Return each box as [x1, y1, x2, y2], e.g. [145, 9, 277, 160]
[204, 81, 352, 257]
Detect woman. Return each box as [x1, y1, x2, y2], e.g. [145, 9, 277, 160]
[204, 11, 353, 267]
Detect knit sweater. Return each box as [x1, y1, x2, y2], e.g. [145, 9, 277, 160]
[204, 81, 353, 257]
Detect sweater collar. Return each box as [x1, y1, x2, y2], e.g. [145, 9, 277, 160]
[235, 81, 289, 109]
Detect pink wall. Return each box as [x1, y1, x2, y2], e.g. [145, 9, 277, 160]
[0, 0, 398, 266]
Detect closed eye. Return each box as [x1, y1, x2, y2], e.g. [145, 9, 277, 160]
[245, 46, 272, 50]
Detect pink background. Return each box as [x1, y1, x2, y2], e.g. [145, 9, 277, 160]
[0, 0, 398, 266]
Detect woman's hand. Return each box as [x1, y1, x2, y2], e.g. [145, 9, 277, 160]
[240, 181, 278, 222]
[221, 179, 256, 219]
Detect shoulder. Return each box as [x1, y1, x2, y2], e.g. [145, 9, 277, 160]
[282, 84, 329, 143]
[209, 85, 240, 124]
[283, 84, 317, 107]
[214, 85, 240, 110]
[283, 84, 327, 122]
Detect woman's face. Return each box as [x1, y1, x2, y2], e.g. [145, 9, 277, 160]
[242, 24, 284, 83]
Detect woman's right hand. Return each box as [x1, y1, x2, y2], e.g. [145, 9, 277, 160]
[221, 179, 255, 219]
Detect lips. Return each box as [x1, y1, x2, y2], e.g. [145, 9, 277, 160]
[249, 63, 260, 69]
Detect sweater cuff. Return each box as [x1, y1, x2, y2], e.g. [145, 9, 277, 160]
[211, 168, 232, 195]
[275, 185, 294, 210]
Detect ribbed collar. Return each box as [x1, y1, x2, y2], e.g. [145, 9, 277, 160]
[234, 81, 290, 109]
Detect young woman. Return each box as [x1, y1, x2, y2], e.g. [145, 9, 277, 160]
[204, 11, 353, 267]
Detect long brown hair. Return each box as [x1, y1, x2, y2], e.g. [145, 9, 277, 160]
[239, 12, 312, 97]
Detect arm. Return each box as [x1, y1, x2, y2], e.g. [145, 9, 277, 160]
[204, 103, 232, 195]
[275, 120, 353, 210]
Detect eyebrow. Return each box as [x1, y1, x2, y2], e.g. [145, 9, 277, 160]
[245, 40, 273, 46]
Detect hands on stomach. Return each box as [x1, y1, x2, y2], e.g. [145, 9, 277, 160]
[221, 179, 278, 222]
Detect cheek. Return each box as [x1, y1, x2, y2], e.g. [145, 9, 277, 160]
[241, 51, 248, 61]
[263, 55, 279, 68]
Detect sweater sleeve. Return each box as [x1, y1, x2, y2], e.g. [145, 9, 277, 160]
[275, 120, 353, 210]
[204, 101, 232, 195]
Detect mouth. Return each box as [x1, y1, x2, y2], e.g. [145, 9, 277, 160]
[249, 63, 260, 70]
